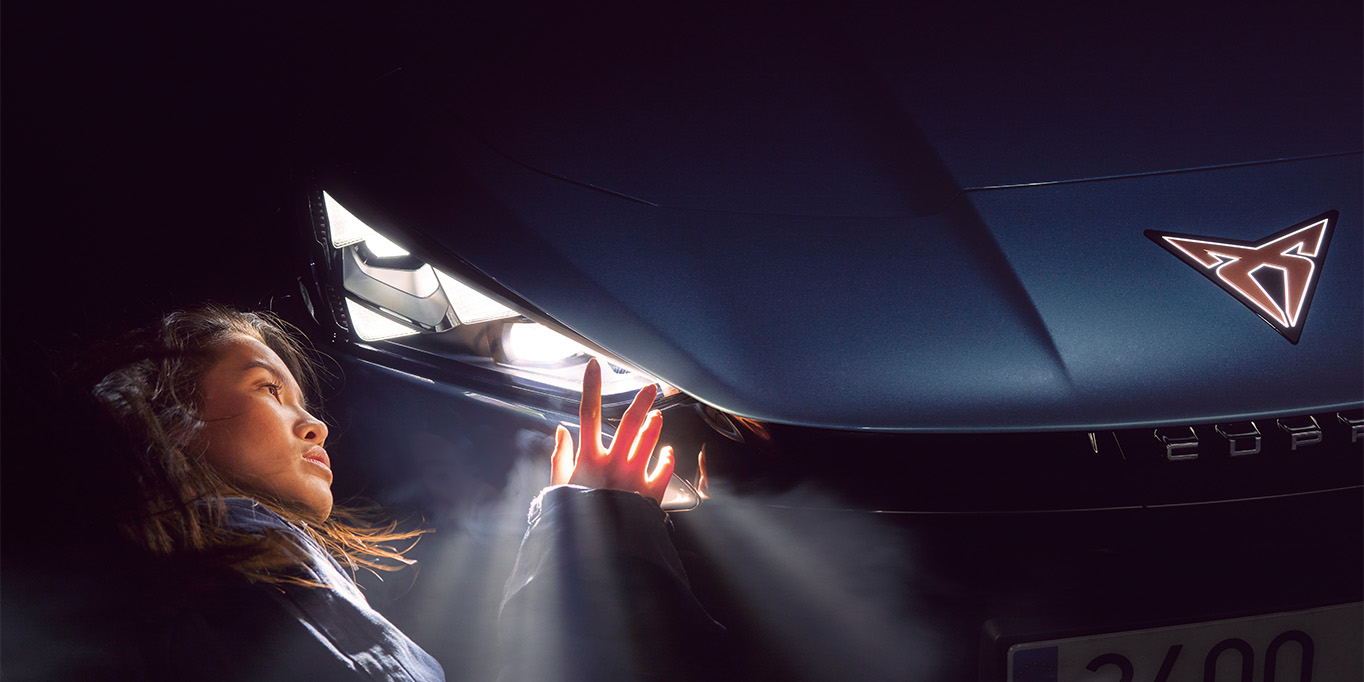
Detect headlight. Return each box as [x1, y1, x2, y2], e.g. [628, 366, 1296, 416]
[304, 188, 699, 510]
[313, 190, 673, 401]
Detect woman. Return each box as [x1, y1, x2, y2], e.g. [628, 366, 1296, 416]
[41, 305, 722, 681]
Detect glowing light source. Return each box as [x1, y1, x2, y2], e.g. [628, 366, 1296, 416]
[319, 188, 678, 400]
[503, 323, 589, 364]
[1145, 212, 1336, 344]
[434, 269, 520, 324]
[1161, 218, 1328, 328]
[324, 192, 410, 258]
[345, 298, 421, 341]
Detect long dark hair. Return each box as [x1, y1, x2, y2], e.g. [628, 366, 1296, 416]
[74, 303, 422, 587]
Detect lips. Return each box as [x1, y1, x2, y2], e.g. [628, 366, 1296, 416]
[303, 447, 332, 472]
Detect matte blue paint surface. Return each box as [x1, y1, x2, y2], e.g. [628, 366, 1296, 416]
[322, 1, 1362, 431]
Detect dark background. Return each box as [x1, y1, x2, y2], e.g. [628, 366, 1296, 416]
[3, 8, 508, 676]
[3, 1, 403, 515]
[4, 3, 397, 333]
[2, 2, 430, 630]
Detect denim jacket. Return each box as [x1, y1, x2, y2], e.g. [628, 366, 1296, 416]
[129, 488, 723, 682]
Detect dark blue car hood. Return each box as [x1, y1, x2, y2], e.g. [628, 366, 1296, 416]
[324, 2, 1362, 431]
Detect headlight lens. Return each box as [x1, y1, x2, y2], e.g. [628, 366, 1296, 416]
[314, 191, 678, 403]
[324, 192, 410, 257]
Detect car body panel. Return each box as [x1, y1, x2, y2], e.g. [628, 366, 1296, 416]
[399, 3, 1362, 212]
[323, 81, 1362, 431]
[300, 7, 1364, 678]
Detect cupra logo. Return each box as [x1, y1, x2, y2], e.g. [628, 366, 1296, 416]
[1145, 211, 1337, 344]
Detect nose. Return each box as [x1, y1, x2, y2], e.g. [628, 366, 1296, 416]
[296, 412, 328, 446]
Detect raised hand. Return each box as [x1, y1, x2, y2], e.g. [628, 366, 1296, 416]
[550, 358, 675, 504]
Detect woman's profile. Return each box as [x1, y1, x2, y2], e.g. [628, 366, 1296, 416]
[27, 304, 724, 681]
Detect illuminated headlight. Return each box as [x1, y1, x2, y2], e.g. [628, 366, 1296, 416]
[312, 192, 678, 408]
[311, 190, 698, 511]
[322, 191, 516, 341]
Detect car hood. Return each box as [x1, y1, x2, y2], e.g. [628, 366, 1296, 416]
[388, 2, 1360, 214]
[322, 3, 1362, 431]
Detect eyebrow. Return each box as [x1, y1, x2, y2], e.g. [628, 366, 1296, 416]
[241, 359, 288, 384]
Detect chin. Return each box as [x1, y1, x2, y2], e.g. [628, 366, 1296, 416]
[304, 495, 334, 523]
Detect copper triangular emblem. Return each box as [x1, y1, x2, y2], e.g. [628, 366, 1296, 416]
[1145, 212, 1337, 344]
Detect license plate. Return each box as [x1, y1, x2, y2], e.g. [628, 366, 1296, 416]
[1006, 603, 1361, 682]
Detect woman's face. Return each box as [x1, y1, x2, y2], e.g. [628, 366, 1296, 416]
[193, 333, 333, 521]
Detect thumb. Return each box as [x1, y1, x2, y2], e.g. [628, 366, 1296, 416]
[551, 425, 575, 485]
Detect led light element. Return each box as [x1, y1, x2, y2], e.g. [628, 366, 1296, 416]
[318, 187, 676, 401]
[345, 298, 421, 341]
[433, 269, 520, 324]
[502, 322, 590, 364]
[324, 192, 410, 257]
[1146, 211, 1337, 344]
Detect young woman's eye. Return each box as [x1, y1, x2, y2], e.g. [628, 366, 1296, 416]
[264, 383, 283, 398]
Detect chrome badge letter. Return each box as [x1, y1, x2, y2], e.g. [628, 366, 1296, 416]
[1145, 212, 1337, 344]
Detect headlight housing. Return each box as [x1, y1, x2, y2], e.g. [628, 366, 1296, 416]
[310, 188, 677, 401]
[300, 186, 699, 510]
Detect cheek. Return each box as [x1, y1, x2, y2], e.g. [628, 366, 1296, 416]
[198, 418, 279, 480]
[197, 424, 247, 476]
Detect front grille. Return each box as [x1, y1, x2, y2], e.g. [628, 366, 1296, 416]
[692, 408, 1364, 513]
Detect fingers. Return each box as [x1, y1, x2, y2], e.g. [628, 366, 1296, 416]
[608, 383, 657, 461]
[624, 410, 663, 478]
[579, 358, 604, 456]
[567, 365, 678, 505]
[644, 445, 676, 503]
[551, 424, 575, 485]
